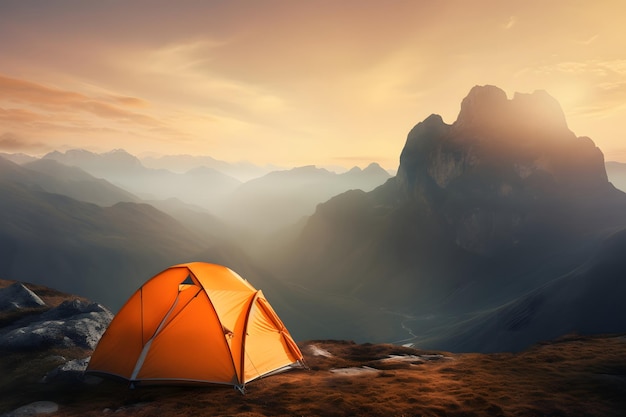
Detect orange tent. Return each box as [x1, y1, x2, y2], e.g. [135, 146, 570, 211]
[87, 262, 304, 391]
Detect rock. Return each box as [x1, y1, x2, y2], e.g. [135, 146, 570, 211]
[0, 299, 113, 350]
[1, 401, 58, 416]
[0, 283, 46, 311]
[329, 366, 381, 376]
[42, 357, 102, 384]
[455, 84, 510, 133]
[395, 84, 614, 255]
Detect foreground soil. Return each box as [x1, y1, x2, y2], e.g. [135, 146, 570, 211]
[1, 334, 626, 417]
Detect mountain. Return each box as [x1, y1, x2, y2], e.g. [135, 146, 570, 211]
[425, 228, 626, 352]
[274, 85, 626, 350]
[145, 198, 231, 242]
[43, 149, 241, 208]
[217, 163, 391, 235]
[606, 161, 626, 192]
[0, 155, 317, 330]
[0, 152, 37, 164]
[42, 148, 144, 178]
[40, 149, 392, 236]
[0, 156, 139, 206]
[141, 153, 275, 182]
[0, 167, 212, 311]
[19, 158, 140, 206]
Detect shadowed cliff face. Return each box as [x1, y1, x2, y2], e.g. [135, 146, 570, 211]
[396, 85, 612, 255]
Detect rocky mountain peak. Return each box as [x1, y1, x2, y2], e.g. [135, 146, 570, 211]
[395, 85, 613, 255]
[454, 84, 508, 130]
[454, 85, 570, 140]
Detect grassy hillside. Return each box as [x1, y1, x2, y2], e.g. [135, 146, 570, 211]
[2, 333, 625, 416]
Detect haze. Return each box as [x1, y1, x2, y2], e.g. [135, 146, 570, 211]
[1, 0, 626, 171]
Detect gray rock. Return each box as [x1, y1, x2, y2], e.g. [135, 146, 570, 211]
[42, 357, 102, 384]
[0, 283, 45, 311]
[1, 401, 58, 416]
[0, 299, 113, 350]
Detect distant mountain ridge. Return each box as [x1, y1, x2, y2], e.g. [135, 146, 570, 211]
[0, 158, 213, 310]
[218, 163, 391, 235]
[0, 150, 392, 318]
[140, 153, 277, 182]
[42, 149, 242, 208]
[36, 148, 392, 234]
[0, 156, 140, 207]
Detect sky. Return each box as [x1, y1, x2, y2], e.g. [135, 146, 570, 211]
[1, 0, 625, 171]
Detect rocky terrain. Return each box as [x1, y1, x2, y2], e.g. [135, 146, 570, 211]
[1, 279, 626, 417]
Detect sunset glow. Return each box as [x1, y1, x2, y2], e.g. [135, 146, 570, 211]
[1, 0, 625, 170]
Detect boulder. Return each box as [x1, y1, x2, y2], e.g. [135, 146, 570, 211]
[42, 357, 102, 384]
[0, 299, 113, 350]
[1, 401, 58, 416]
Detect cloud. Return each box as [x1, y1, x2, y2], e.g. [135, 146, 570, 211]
[0, 132, 25, 150]
[112, 96, 150, 108]
[579, 34, 599, 45]
[0, 73, 199, 152]
[517, 60, 626, 117]
[0, 75, 83, 108]
[0, 132, 45, 152]
[530, 59, 626, 77]
[0, 74, 159, 126]
[503, 16, 516, 30]
[0, 107, 42, 124]
[571, 82, 626, 117]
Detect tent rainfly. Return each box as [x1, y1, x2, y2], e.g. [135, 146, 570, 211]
[87, 262, 304, 392]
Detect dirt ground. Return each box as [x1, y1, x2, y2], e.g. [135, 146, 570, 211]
[2, 335, 626, 417]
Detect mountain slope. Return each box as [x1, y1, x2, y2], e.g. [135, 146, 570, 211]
[218, 163, 391, 234]
[0, 152, 37, 164]
[20, 158, 140, 206]
[43, 149, 241, 208]
[275, 85, 626, 349]
[428, 228, 626, 352]
[141, 153, 273, 182]
[0, 175, 210, 311]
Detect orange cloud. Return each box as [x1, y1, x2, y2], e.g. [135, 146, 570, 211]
[112, 96, 150, 108]
[0, 132, 33, 151]
[0, 107, 42, 124]
[0, 74, 158, 125]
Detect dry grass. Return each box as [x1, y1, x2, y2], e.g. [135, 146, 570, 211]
[1, 335, 625, 416]
[0, 279, 91, 308]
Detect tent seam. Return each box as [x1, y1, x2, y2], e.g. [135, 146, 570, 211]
[197, 283, 243, 388]
[239, 290, 261, 385]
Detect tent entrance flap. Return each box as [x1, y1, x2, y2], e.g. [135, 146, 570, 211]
[178, 274, 196, 291]
[131, 284, 196, 380]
